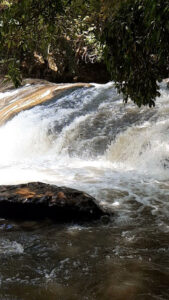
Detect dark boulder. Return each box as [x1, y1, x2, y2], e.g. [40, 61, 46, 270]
[0, 182, 109, 222]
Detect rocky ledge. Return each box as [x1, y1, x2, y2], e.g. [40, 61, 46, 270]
[0, 182, 109, 222]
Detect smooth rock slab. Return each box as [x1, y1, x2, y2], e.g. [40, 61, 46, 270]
[0, 182, 108, 222]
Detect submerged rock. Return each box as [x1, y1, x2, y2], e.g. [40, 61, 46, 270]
[0, 182, 109, 222]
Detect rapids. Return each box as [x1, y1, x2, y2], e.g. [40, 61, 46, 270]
[0, 81, 169, 299]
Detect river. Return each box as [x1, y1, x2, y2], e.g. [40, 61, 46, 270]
[0, 81, 169, 299]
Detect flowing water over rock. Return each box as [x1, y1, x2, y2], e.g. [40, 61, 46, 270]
[0, 81, 169, 299]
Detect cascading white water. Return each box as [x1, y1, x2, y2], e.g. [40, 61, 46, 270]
[0, 81, 169, 222]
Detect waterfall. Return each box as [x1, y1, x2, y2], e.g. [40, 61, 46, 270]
[0, 80, 169, 214]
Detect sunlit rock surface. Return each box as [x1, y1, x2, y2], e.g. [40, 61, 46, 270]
[0, 182, 108, 222]
[0, 79, 91, 125]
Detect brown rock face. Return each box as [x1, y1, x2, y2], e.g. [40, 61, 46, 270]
[0, 182, 108, 222]
[0, 81, 92, 126]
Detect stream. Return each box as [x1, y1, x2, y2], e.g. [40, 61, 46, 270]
[0, 81, 169, 299]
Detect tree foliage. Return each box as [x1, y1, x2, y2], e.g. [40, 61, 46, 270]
[0, 0, 168, 106]
[0, 0, 104, 84]
[0, 0, 64, 83]
[101, 0, 169, 107]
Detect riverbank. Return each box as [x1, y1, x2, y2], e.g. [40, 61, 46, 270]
[0, 58, 111, 91]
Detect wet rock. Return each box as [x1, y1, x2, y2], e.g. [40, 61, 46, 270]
[0, 81, 92, 126]
[0, 182, 109, 222]
[101, 215, 110, 225]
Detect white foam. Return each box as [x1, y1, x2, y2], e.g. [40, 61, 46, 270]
[0, 239, 24, 255]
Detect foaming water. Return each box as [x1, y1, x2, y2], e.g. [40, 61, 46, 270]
[0, 83, 168, 180]
[0, 83, 169, 205]
[0, 81, 169, 299]
[0, 239, 24, 255]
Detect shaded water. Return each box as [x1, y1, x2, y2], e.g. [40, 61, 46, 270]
[0, 82, 169, 299]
